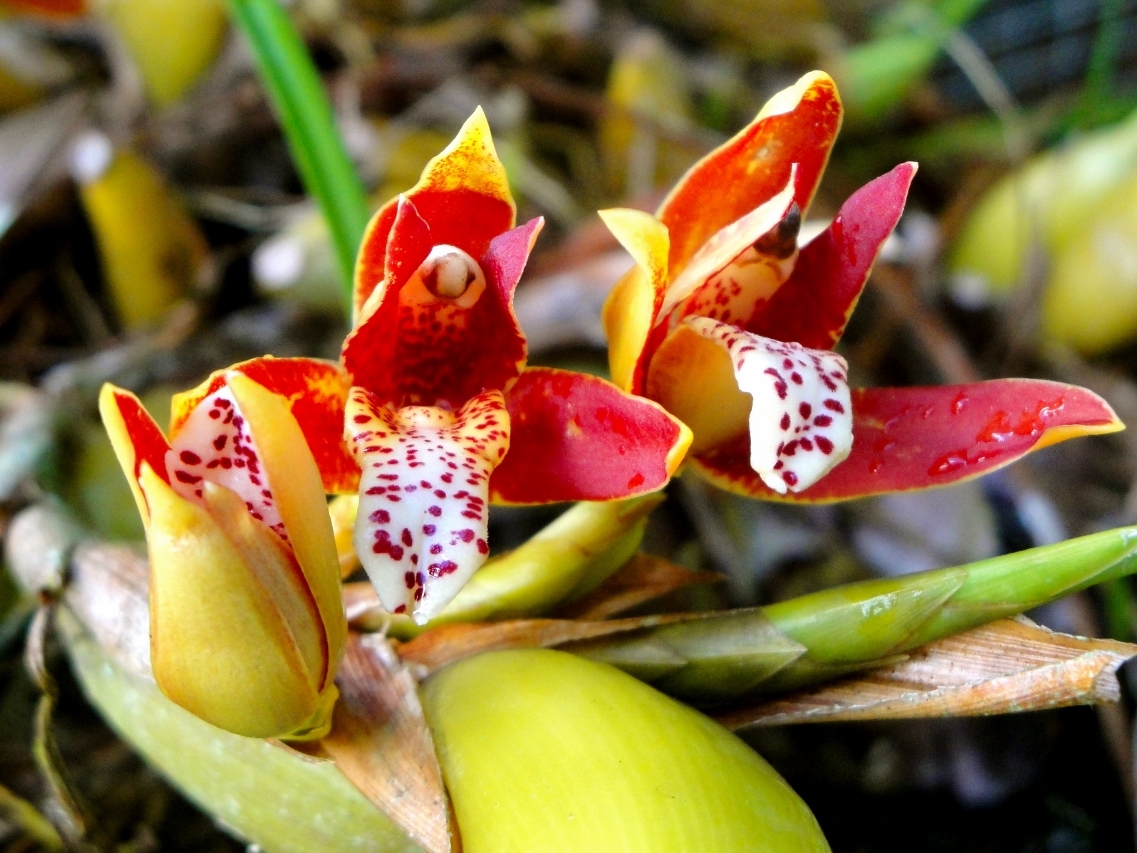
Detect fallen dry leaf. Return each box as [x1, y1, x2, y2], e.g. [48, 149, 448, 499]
[321, 633, 451, 853]
[717, 616, 1137, 729]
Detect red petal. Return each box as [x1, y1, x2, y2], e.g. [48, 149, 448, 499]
[343, 219, 540, 409]
[657, 71, 841, 277]
[747, 163, 917, 348]
[170, 357, 358, 494]
[491, 367, 692, 504]
[691, 381, 1123, 502]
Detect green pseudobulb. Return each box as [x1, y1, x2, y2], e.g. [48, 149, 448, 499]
[421, 648, 830, 853]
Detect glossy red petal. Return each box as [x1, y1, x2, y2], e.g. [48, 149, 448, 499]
[170, 357, 358, 494]
[657, 71, 842, 277]
[747, 163, 917, 348]
[343, 219, 540, 409]
[490, 367, 692, 504]
[691, 380, 1123, 502]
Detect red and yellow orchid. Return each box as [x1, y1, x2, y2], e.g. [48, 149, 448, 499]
[99, 372, 347, 739]
[176, 109, 690, 626]
[601, 71, 1122, 502]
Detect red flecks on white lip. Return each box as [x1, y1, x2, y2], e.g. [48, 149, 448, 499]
[346, 386, 510, 624]
[166, 384, 287, 541]
[686, 317, 853, 494]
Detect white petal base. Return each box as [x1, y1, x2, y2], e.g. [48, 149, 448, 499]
[686, 317, 853, 493]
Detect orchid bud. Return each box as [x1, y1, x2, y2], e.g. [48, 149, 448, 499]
[99, 372, 346, 739]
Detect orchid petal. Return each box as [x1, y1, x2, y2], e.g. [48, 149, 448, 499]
[662, 179, 799, 328]
[657, 71, 841, 276]
[98, 383, 173, 528]
[598, 208, 670, 394]
[140, 464, 325, 738]
[748, 163, 917, 348]
[691, 380, 1124, 502]
[170, 357, 357, 494]
[353, 108, 515, 315]
[672, 318, 853, 493]
[490, 367, 692, 504]
[347, 387, 509, 623]
[343, 218, 540, 409]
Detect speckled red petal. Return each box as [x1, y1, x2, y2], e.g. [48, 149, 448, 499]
[657, 71, 842, 277]
[747, 163, 917, 348]
[490, 367, 692, 504]
[346, 387, 509, 623]
[169, 357, 358, 495]
[343, 218, 540, 409]
[691, 380, 1124, 502]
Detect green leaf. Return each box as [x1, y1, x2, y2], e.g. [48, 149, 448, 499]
[227, 0, 369, 314]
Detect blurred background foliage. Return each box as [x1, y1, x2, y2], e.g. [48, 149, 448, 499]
[3, 0, 1137, 849]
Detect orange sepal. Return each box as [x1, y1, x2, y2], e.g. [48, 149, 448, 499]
[656, 71, 842, 277]
[645, 324, 751, 456]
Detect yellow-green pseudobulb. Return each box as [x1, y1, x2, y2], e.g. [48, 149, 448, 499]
[421, 649, 830, 853]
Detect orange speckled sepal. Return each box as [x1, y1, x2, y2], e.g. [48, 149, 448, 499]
[354, 108, 515, 315]
[343, 218, 541, 409]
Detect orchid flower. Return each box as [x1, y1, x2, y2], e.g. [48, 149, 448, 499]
[601, 71, 1122, 501]
[99, 372, 347, 739]
[184, 110, 690, 625]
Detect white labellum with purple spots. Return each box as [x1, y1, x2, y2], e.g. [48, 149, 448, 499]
[167, 383, 287, 540]
[346, 387, 510, 624]
[686, 317, 854, 494]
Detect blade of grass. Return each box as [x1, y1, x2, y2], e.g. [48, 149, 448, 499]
[227, 0, 369, 314]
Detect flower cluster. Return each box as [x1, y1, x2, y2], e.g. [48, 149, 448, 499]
[101, 76, 1121, 739]
[600, 71, 1121, 502]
